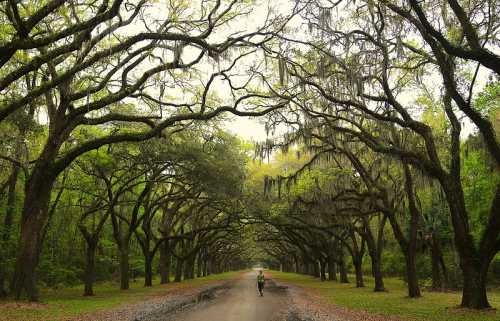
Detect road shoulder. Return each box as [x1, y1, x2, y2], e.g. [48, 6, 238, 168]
[78, 279, 235, 321]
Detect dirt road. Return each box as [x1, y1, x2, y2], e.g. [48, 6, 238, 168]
[172, 271, 288, 321]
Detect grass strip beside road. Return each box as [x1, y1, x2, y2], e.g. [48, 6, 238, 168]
[272, 271, 499, 321]
[0, 271, 240, 321]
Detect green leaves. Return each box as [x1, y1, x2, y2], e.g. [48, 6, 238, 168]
[474, 81, 500, 117]
[462, 149, 500, 240]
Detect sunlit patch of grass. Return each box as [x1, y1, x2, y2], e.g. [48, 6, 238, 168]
[272, 271, 499, 321]
[0, 271, 240, 321]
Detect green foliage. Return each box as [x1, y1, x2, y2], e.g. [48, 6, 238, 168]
[129, 256, 145, 278]
[474, 81, 500, 117]
[462, 149, 500, 240]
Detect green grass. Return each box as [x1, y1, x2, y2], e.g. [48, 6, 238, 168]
[272, 271, 500, 321]
[0, 272, 240, 321]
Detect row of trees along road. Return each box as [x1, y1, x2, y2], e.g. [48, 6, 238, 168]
[249, 0, 500, 310]
[0, 0, 295, 301]
[1, 126, 254, 298]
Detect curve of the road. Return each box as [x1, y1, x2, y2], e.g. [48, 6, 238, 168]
[172, 271, 288, 321]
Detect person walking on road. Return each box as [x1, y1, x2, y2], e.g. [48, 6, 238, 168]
[257, 270, 265, 296]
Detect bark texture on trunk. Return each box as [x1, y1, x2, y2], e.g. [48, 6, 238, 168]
[12, 213, 45, 301]
[459, 255, 492, 308]
[437, 105, 497, 308]
[353, 257, 364, 288]
[362, 215, 386, 292]
[371, 251, 385, 292]
[79, 210, 108, 297]
[320, 260, 326, 281]
[403, 163, 421, 298]
[0, 272, 5, 298]
[445, 182, 500, 309]
[328, 257, 337, 281]
[348, 230, 365, 288]
[119, 249, 129, 290]
[188, 255, 196, 279]
[204, 257, 209, 276]
[12, 167, 55, 301]
[405, 252, 421, 298]
[197, 251, 203, 278]
[430, 233, 448, 290]
[294, 255, 300, 273]
[312, 260, 320, 278]
[0, 273, 5, 298]
[144, 254, 153, 287]
[339, 259, 349, 283]
[159, 241, 171, 284]
[175, 259, 183, 282]
[84, 241, 97, 296]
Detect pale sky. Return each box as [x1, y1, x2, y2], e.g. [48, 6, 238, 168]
[224, 116, 268, 142]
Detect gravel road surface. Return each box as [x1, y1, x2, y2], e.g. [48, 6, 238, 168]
[170, 271, 288, 321]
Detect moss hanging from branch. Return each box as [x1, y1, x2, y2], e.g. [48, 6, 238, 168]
[278, 56, 288, 86]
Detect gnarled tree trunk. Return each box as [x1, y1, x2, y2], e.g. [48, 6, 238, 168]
[405, 251, 420, 298]
[402, 163, 421, 298]
[328, 256, 337, 281]
[361, 213, 386, 291]
[443, 179, 499, 308]
[348, 229, 365, 288]
[461, 264, 490, 309]
[339, 255, 349, 283]
[197, 251, 203, 278]
[83, 240, 97, 296]
[159, 240, 171, 284]
[12, 164, 56, 301]
[144, 252, 153, 287]
[312, 260, 320, 278]
[353, 256, 364, 288]
[430, 233, 447, 291]
[119, 247, 130, 290]
[184, 254, 195, 280]
[319, 259, 327, 281]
